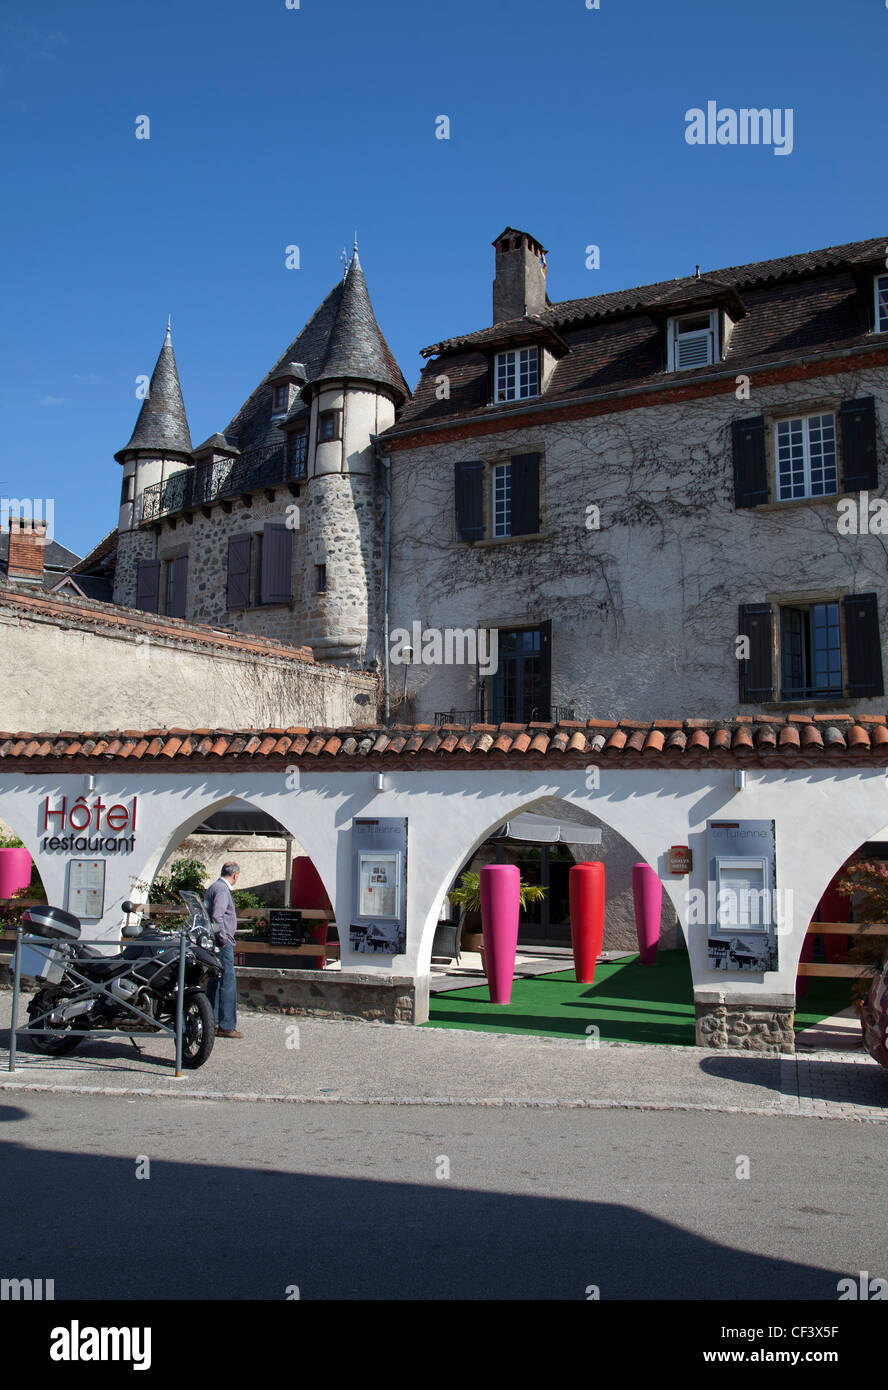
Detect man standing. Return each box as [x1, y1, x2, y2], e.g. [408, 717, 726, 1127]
[204, 862, 243, 1039]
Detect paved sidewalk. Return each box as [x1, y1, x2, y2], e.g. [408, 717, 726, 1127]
[3, 991, 887, 1121]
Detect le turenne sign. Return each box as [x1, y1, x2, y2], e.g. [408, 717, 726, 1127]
[39, 796, 138, 854]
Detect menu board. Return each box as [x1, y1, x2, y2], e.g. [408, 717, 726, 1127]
[67, 860, 106, 919]
[268, 909, 305, 946]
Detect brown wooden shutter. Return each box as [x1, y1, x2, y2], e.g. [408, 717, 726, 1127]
[537, 618, 552, 719]
[168, 554, 188, 619]
[135, 559, 160, 613]
[843, 593, 884, 696]
[261, 523, 293, 604]
[511, 452, 540, 536]
[840, 398, 878, 492]
[455, 461, 484, 540]
[226, 534, 252, 609]
[738, 603, 774, 702]
[732, 417, 769, 508]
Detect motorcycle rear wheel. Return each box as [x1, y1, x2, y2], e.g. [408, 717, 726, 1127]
[24, 993, 83, 1057]
[181, 992, 215, 1069]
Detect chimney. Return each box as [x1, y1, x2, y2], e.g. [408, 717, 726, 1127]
[492, 227, 548, 324]
[7, 520, 47, 584]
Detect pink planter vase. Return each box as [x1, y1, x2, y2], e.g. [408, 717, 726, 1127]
[0, 847, 32, 900]
[569, 862, 605, 983]
[480, 863, 521, 1005]
[632, 863, 662, 964]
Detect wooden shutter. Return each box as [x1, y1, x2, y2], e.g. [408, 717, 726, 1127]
[168, 554, 188, 619]
[511, 452, 540, 536]
[738, 603, 774, 702]
[226, 534, 251, 610]
[261, 523, 293, 604]
[843, 593, 884, 697]
[840, 398, 878, 492]
[537, 618, 552, 720]
[732, 416, 769, 508]
[455, 461, 484, 540]
[135, 559, 160, 613]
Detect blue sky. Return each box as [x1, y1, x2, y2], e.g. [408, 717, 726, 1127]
[0, 0, 884, 559]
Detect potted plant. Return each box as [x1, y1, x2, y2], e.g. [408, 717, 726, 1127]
[448, 870, 546, 955]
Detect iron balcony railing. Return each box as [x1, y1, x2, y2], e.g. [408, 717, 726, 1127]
[139, 445, 307, 523]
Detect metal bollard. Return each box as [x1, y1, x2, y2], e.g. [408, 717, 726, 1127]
[174, 930, 186, 1077]
[8, 927, 22, 1072]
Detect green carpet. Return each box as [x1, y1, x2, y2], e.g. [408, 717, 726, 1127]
[793, 977, 855, 1033]
[425, 950, 696, 1046]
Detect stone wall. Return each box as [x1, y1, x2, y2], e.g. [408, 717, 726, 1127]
[236, 966, 426, 1024]
[0, 588, 379, 730]
[695, 990, 796, 1053]
[388, 363, 888, 721]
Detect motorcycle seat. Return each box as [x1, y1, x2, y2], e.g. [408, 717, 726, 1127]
[74, 957, 131, 980]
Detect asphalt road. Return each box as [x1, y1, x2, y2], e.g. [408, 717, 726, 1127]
[1, 1092, 884, 1301]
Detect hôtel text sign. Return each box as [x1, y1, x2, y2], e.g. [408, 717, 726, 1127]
[40, 796, 137, 854]
[668, 845, 692, 874]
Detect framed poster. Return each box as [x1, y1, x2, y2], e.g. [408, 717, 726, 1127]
[66, 859, 106, 919]
[358, 852, 400, 919]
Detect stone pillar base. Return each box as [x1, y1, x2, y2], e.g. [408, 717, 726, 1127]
[694, 990, 795, 1053]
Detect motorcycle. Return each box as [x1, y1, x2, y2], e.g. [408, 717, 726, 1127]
[19, 890, 222, 1069]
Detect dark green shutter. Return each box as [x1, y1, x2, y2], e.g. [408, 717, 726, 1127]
[538, 618, 552, 719]
[843, 593, 884, 696]
[732, 417, 768, 508]
[511, 452, 540, 536]
[738, 603, 774, 702]
[455, 460, 484, 540]
[135, 559, 160, 613]
[840, 398, 878, 492]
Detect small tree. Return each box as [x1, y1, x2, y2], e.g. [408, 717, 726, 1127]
[836, 857, 888, 1009]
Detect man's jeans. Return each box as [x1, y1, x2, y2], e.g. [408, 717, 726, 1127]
[208, 940, 237, 1032]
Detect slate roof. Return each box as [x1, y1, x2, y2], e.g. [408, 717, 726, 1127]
[115, 327, 193, 462]
[0, 534, 81, 578]
[388, 235, 888, 437]
[2, 714, 887, 767]
[220, 253, 409, 456]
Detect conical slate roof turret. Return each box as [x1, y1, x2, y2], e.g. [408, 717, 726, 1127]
[115, 324, 193, 462]
[312, 249, 408, 402]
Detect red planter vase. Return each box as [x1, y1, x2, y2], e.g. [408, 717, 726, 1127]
[480, 864, 521, 1004]
[569, 862, 605, 983]
[290, 856, 331, 970]
[632, 863, 662, 965]
[0, 847, 32, 900]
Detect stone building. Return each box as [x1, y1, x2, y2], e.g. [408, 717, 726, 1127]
[383, 229, 888, 725]
[112, 248, 408, 669]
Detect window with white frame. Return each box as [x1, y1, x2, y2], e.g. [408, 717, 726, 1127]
[775, 412, 838, 500]
[875, 274, 888, 334]
[667, 311, 717, 370]
[493, 463, 512, 536]
[494, 348, 539, 403]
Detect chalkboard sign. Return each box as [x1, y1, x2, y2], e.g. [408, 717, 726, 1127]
[268, 909, 305, 946]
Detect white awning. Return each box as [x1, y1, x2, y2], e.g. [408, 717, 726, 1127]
[495, 812, 602, 845]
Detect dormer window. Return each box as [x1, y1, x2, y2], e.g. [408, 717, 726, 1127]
[272, 384, 290, 416]
[875, 274, 888, 334]
[494, 347, 539, 403]
[667, 311, 717, 371]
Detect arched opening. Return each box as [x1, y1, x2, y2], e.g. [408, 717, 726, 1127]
[424, 794, 694, 1046]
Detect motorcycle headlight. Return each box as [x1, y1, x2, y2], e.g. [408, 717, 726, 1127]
[198, 932, 215, 950]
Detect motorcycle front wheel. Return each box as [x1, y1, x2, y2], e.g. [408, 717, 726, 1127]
[24, 993, 83, 1057]
[180, 992, 215, 1069]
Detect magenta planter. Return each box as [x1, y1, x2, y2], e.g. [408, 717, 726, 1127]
[569, 862, 605, 983]
[632, 863, 662, 964]
[0, 847, 32, 900]
[479, 863, 521, 1004]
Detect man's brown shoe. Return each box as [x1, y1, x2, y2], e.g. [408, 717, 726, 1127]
[217, 1029, 243, 1038]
